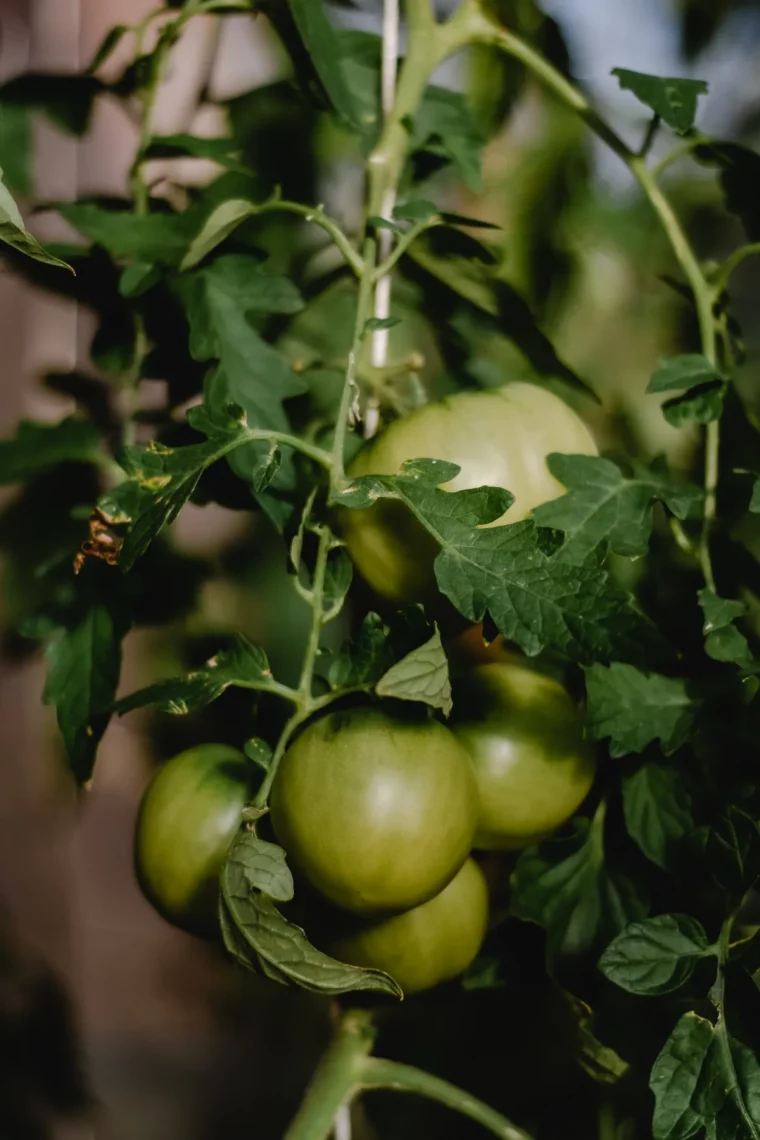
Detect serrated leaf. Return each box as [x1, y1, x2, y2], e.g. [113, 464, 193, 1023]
[115, 634, 277, 716]
[622, 762, 695, 871]
[58, 203, 195, 265]
[328, 611, 394, 690]
[650, 1012, 760, 1140]
[0, 170, 73, 271]
[533, 454, 702, 565]
[612, 68, 708, 133]
[647, 354, 722, 394]
[511, 812, 650, 969]
[232, 831, 294, 902]
[585, 663, 697, 757]
[375, 627, 452, 716]
[43, 573, 131, 782]
[221, 836, 402, 998]
[599, 915, 712, 996]
[0, 418, 102, 482]
[145, 133, 248, 173]
[337, 461, 664, 665]
[409, 86, 485, 191]
[699, 589, 753, 665]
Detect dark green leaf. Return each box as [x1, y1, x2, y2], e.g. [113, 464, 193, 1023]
[409, 86, 485, 191]
[533, 454, 702, 565]
[611, 68, 708, 133]
[585, 663, 697, 757]
[563, 992, 630, 1085]
[694, 142, 760, 241]
[0, 419, 102, 483]
[698, 589, 752, 665]
[243, 737, 273, 771]
[337, 461, 664, 665]
[221, 836, 402, 997]
[58, 203, 195, 265]
[511, 812, 649, 969]
[328, 611, 394, 690]
[393, 200, 439, 222]
[363, 316, 401, 334]
[181, 199, 257, 269]
[43, 573, 131, 782]
[0, 73, 105, 135]
[115, 634, 277, 716]
[145, 133, 248, 172]
[0, 172, 73, 271]
[322, 547, 353, 617]
[0, 105, 32, 196]
[599, 914, 711, 996]
[705, 808, 760, 900]
[286, 0, 362, 131]
[367, 214, 405, 235]
[375, 627, 452, 716]
[119, 261, 160, 298]
[662, 384, 725, 426]
[87, 25, 131, 73]
[622, 762, 695, 871]
[252, 444, 281, 494]
[650, 1012, 760, 1140]
[232, 831, 294, 903]
[647, 354, 722, 394]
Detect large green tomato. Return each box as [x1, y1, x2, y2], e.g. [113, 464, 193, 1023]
[341, 382, 596, 605]
[134, 743, 256, 935]
[451, 662, 596, 850]
[269, 706, 478, 915]
[320, 858, 488, 995]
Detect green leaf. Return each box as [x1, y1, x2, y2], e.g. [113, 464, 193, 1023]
[43, 574, 131, 782]
[647, 354, 723, 394]
[58, 203, 195, 265]
[698, 589, 753, 666]
[221, 836, 402, 998]
[585, 663, 697, 757]
[328, 612, 394, 690]
[322, 547, 353, 617]
[0, 73, 105, 135]
[180, 199, 254, 269]
[705, 808, 760, 901]
[337, 461, 664, 665]
[409, 87, 486, 191]
[622, 762, 695, 871]
[650, 1012, 760, 1140]
[145, 133, 248, 172]
[599, 914, 712, 996]
[243, 738, 273, 771]
[375, 627, 452, 716]
[232, 831, 294, 903]
[115, 633, 277, 716]
[611, 68, 708, 133]
[562, 992, 630, 1085]
[286, 0, 362, 131]
[0, 104, 32, 196]
[118, 261, 160, 298]
[252, 444, 281, 494]
[511, 810, 649, 969]
[662, 384, 725, 427]
[694, 142, 760, 241]
[87, 25, 131, 73]
[363, 316, 401, 334]
[533, 454, 702, 565]
[393, 200, 439, 223]
[0, 170, 73, 271]
[0, 418, 102, 482]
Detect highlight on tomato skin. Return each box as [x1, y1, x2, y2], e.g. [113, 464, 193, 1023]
[269, 703, 479, 916]
[340, 382, 597, 607]
[134, 743, 257, 937]
[450, 660, 596, 851]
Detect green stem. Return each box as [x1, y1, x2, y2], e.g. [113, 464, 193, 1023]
[362, 1059, 533, 1140]
[712, 914, 760, 1140]
[297, 525, 331, 702]
[243, 199, 365, 276]
[651, 132, 709, 180]
[460, 0, 720, 588]
[712, 241, 760, 300]
[371, 216, 443, 282]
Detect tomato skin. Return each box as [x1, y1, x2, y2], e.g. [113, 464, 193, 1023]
[134, 744, 256, 936]
[269, 706, 478, 916]
[321, 858, 488, 994]
[341, 383, 597, 606]
[451, 662, 596, 850]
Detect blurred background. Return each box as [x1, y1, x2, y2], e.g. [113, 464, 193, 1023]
[1, 1, 760, 1137]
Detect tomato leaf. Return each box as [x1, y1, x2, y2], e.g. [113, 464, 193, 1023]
[144, 133, 249, 173]
[650, 1012, 760, 1140]
[0, 418, 102, 482]
[232, 832, 294, 903]
[322, 547, 353, 617]
[704, 808, 760, 901]
[43, 570, 131, 783]
[243, 738, 273, 772]
[328, 611, 395, 690]
[337, 460, 665, 665]
[698, 589, 753, 666]
[611, 68, 708, 133]
[285, 0, 362, 132]
[562, 992, 629, 1085]
[407, 86, 486, 192]
[533, 454, 702, 565]
[221, 837, 402, 998]
[585, 663, 698, 756]
[599, 914, 712, 996]
[694, 141, 760, 241]
[647, 354, 723, 394]
[662, 384, 726, 427]
[511, 812, 650, 970]
[115, 633, 278, 716]
[622, 762, 696, 871]
[0, 169, 73, 271]
[57, 203, 196, 265]
[375, 627, 452, 716]
[0, 73, 105, 135]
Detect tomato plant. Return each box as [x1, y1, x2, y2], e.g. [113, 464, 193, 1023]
[2, 0, 760, 1137]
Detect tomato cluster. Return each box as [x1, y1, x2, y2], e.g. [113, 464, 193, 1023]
[133, 384, 597, 994]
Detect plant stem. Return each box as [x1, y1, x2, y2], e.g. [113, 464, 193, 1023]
[236, 198, 365, 277]
[712, 241, 760, 300]
[371, 216, 443, 283]
[458, 0, 721, 588]
[361, 1059, 534, 1140]
[283, 1011, 377, 1140]
[297, 525, 331, 703]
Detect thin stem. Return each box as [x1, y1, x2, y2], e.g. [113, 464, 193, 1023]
[283, 1011, 376, 1140]
[651, 132, 709, 180]
[711, 913, 760, 1140]
[298, 525, 331, 702]
[242, 199, 365, 277]
[712, 242, 760, 300]
[246, 430, 333, 470]
[638, 113, 661, 158]
[371, 216, 442, 283]
[361, 1059, 533, 1140]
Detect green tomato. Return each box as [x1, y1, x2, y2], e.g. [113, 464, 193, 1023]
[341, 382, 597, 606]
[269, 705, 478, 915]
[134, 743, 256, 936]
[320, 858, 489, 995]
[451, 662, 596, 850]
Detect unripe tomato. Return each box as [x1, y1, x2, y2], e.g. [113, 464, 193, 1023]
[341, 383, 596, 605]
[450, 662, 596, 850]
[321, 858, 488, 994]
[134, 744, 256, 936]
[269, 706, 478, 915]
